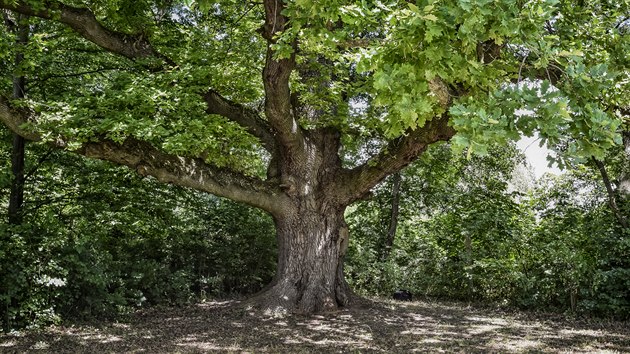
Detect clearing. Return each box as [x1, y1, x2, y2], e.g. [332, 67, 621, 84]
[1, 298, 628, 353]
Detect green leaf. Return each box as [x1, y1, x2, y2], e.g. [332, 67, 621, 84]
[422, 14, 439, 22]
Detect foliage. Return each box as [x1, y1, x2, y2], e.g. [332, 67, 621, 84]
[524, 169, 629, 316]
[346, 143, 630, 319]
[0, 137, 276, 329]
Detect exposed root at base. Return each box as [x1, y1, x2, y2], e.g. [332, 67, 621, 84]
[241, 285, 363, 317]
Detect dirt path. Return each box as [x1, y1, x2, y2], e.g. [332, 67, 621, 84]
[1, 299, 628, 353]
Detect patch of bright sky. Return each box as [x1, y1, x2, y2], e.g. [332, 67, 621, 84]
[516, 134, 563, 179]
[511, 79, 564, 181]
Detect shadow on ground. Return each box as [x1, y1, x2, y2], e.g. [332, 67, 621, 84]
[1, 299, 628, 353]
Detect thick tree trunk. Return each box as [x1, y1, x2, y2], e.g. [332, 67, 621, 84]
[249, 127, 354, 314]
[251, 202, 352, 314]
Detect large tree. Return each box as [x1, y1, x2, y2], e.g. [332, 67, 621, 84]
[0, 0, 627, 313]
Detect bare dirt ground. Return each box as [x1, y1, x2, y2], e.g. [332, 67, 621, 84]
[1, 298, 629, 353]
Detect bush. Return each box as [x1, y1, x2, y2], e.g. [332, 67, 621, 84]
[0, 152, 277, 331]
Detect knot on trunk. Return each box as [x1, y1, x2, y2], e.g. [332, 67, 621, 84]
[279, 175, 298, 197]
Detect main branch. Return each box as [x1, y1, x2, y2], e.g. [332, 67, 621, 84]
[204, 90, 275, 152]
[0, 95, 285, 215]
[78, 138, 284, 214]
[0, 1, 174, 65]
[261, 0, 306, 159]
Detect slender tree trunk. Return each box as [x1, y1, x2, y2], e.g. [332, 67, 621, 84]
[7, 15, 27, 225]
[592, 157, 628, 229]
[381, 172, 401, 260]
[619, 131, 630, 200]
[3, 13, 28, 332]
[8, 135, 25, 224]
[4, 13, 28, 333]
[615, 131, 630, 232]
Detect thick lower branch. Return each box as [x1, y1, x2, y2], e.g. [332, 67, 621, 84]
[79, 138, 284, 214]
[0, 96, 39, 141]
[0, 96, 285, 215]
[1, 1, 174, 66]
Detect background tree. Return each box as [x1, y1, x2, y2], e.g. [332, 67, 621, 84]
[346, 143, 533, 301]
[0, 0, 627, 314]
[5, 12, 27, 226]
[346, 142, 629, 319]
[2, 10, 29, 331]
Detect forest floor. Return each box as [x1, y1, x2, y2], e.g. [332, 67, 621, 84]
[1, 298, 629, 353]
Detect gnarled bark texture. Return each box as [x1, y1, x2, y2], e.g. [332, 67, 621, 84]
[245, 119, 453, 313]
[248, 124, 352, 313]
[258, 207, 351, 313]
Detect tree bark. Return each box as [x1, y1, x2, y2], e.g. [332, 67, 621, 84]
[8, 135, 25, 225]
[592, 157, 629, 230]
[7, 13, 27, 225]
[252, 204, 352, 314]
[246, 127, 355, 313]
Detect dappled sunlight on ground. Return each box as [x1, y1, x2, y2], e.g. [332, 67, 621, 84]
[1, 299, 628, 353]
